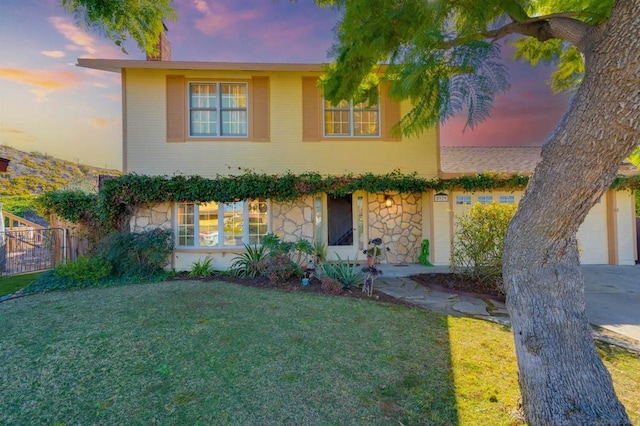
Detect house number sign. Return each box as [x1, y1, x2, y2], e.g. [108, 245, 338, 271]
[434, 193, 449, 202]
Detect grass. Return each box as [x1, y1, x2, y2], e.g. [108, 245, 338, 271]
[0, 281, 638, 425]
[0, 272, 42, 297]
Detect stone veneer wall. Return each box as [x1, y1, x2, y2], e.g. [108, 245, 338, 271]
[271, 196, 314, 242]
[127, 197, 423, 265]
[368, 193, 422, 264]
[130, 202, 173, 232]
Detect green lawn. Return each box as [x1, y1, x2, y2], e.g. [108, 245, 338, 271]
[0, 281, 638, 425]
[0, 272, 42, 297]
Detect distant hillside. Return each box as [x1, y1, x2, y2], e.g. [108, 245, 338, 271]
[0, 145, 121, 196]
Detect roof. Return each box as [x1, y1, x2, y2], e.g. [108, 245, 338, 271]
[439, 146, 638, 177]
[440, 146, 541, 176]
[77, 59, 328, 73]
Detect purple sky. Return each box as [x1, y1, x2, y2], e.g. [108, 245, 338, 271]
[0, 0, 571, 169]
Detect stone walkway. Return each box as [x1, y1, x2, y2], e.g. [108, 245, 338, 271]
[376, 276, 510, 325]
[373, 265, 640, 352]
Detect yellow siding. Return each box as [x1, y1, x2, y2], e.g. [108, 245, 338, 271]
[124, 69, 439, 178]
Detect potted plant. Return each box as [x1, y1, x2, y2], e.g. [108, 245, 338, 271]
[365, 246, 381, 266]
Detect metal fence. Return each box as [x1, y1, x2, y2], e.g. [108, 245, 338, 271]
[0, 228, 67, 276]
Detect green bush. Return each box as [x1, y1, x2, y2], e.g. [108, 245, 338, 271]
[229, 244, 268, 278]
[450, 202, 517, 294]
[316, 256, 363, 290]
[261, 233, 313, 266]
[53, 256, 112, 282]
[23, 256, 113, 294]
[1, 196, 39, 218]
[95, 228, 174, 277]
[260, 252, 302, 285]
[229, 234, 312, 284]
[189, 257, 214, 277]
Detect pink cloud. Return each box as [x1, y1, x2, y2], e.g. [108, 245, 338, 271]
[192, 2, 262, 37]
[0, 67, 82, 101]
[41, 50, 65, 58]
[89, 118, 119, 129]
[49, 16, 97, 54]
[0, 67, 80, 90]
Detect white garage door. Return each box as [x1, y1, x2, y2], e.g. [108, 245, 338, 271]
[577, 199, 608, 264]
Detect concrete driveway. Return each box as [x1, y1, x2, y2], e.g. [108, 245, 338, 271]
[583, 265, 640, 344]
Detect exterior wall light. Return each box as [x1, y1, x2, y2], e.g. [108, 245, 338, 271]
[384, 195, 394, 207]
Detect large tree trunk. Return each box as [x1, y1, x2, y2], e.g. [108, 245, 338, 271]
[503, 1, 639, 424]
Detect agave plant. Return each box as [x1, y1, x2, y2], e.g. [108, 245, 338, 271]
[229, 244, 267, 278]
[316, 255, 363, 290]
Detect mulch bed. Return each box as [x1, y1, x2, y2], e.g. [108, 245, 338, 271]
[411, 273, 506, 302]
[169, 271, 504, 306]
[169, 273, 414, 307]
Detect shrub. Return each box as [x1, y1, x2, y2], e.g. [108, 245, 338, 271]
[95, 228, 174, 277]
[321, 278, 343, 295]
[316, 256, 363, 290]
[450, 202, 517, 294]
[260, 252, 302, 285]
[53, 256, 112, 282]
[261, 233, 314, 266]
[23, 256, 113, 293]
[229, 244, 267, 278]
[313, 241, 328, 263]
[190, 257, 214, 277]
[230, 235, 311, 284]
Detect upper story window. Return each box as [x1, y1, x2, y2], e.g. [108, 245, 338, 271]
[176, 199, 268, 248]
[323, 98, 379, 137]
[189, 82, 248, 137]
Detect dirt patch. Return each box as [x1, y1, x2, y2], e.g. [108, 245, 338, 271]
[411, 273, 506, 302]
[169, 273, 416, 307]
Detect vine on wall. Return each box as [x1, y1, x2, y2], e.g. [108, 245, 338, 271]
[37, 170, 640, 232]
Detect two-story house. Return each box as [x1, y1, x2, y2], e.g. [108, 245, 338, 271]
[78, 52, 638, 270]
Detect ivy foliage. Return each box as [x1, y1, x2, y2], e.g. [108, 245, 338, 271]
[37, 171, 640, 231]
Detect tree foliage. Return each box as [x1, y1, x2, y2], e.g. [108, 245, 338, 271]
[60, 0, 176, 54]
[316, 0, 615, 130]
[314, 0, 637, 423]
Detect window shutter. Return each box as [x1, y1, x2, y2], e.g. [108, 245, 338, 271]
[166, 75, 185, 143]
[251, 76, 270, 142]
[302, 77, 321, 142]
[381, 82, 401, 141]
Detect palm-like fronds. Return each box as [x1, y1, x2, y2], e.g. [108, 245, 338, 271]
[229, 244, 267, 278]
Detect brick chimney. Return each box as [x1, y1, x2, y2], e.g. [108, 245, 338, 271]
[146, 22, 171, 61]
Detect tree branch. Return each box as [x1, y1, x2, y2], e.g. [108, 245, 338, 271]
[440, 11, 606, 54]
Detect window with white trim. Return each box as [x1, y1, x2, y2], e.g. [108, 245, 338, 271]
[189, 82, 248, 137]
[478, 195, 493, 205]
[324, 98, 379, 137]
[176, 199, 268, 248]
[455, 195, 471, 205]
[499, 195, 515, 204]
